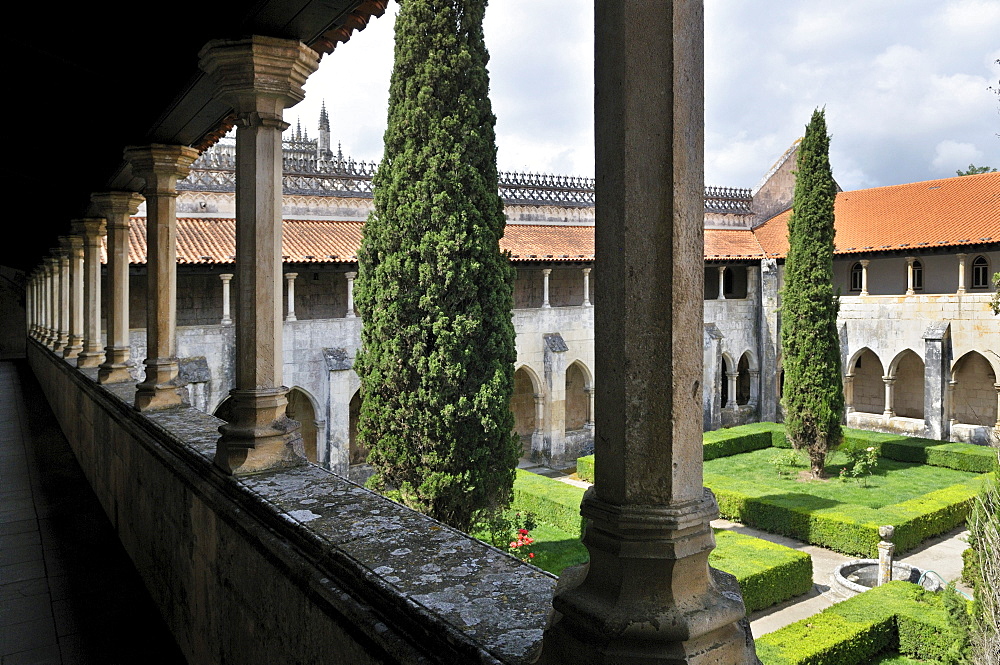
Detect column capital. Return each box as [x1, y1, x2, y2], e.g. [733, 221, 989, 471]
[124, 144, 201, 193]
[860, 259, 870, 267]
[882, 375, 896, 385]
[91, 191, 144, 227]
[53, 241, 70, 261]
[284, 272, 298, 280]
[61, 234, 85, 256]
[581, 267, 591, 275]
[72, 218, 107, 242]
[344, 271, 357, 280]
[220, 273, 234, 281]
[198, 36, 319, 115]
[905, 256, 915, 265]
[542, 268, 552, 275]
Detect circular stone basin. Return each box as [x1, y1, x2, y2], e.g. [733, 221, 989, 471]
[833, 559, 944, 596]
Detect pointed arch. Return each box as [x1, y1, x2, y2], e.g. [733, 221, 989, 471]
[848, 347, 885, 414]
[565, 360, 592, 431]
[736, 352, 752, 406]
[888, 349, 924, 419]
[286, 387, 319, 463]
[348, 389, 366, 465]
[951, 350, 998, 426]
[512, 365, 541, 441]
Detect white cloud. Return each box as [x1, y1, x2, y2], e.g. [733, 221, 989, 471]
[931, 140, 985, 174]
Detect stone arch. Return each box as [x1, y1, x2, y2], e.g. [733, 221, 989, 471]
[565, 360, 592, 431]
[348, 389, 366, 466]
[889, 349, 924, 419]
[736, 352, 752, 406]
[951, 351, 998, 426]
[286, 387, 319, 463]
[212, 395, 233, 421]
[848, 347, 885, 414]
[512, 365, 542, 443]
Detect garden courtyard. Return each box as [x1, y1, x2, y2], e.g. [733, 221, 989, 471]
[497, 422, 995, 664]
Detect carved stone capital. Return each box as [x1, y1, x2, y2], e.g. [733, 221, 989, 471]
[72, 218, 107, 244]
[124, 144, 201, 194]
[91, 191, 144, 227]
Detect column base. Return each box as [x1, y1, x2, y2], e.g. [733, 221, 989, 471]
[215, 388, 305, 475]
[76, 349, 105, 368]
[62, 337, 84, 359]
[537, 488, 759, 665]
[134, 358, 188, 411]
[98, 346, 133, 384]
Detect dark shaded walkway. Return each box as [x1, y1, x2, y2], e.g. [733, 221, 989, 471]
[0, 360, 186, 665]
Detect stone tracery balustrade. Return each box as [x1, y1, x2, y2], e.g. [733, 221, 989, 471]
[180, 140, 755, 213]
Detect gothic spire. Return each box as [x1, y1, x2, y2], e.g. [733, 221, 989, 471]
[319, 100, 330, 132]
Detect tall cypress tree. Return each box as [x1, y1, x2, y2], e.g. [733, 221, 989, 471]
[353, 0, 519, 531]
[781, 109, 844, 478]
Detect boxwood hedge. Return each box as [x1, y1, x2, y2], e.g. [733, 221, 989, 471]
[755, 581, 959, 665]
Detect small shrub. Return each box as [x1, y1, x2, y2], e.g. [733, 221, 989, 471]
[770, 449, 804, 477]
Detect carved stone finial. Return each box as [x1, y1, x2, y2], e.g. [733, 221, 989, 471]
[879, 525, 895, 541]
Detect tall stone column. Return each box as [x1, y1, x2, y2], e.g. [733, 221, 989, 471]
[539, 1, 756, 661]
[957, 253, 967, 295]
[726, 371, 739, 409]
[345, 271, 357, 318]
[749, 369, 760, 409]
[92, 192, 144, 383]
[220, 273, 234, 324]
[46, 256, 60, 349]
[922, 322, 951, 441]
[56, 245, 71, 352]
[27, 272, 36, 339]
[993, 383, 1000, 430]
[532, 392, 545, 456]
[75, 219, 108, 368]
[844, 373, 855, 414]
[905, 257, 915, 296]
[582, 267, 592, 306]
[199, 36, 318, 474]
[585, 387, 595, 427]
[284, 272, 298, 321]
[860, 259, 870, 296]
[541, 268, 552, 308]
[883, 376, 896, 419]
[126, 145, 201, 411]
[41, 261, 54, 346]
[62, 235, 85, 359]
[717, 265, 726, 299]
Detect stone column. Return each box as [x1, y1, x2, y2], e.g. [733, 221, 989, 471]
[37, 265, 49, 343]
[749, 369, 760, 408]
[922, 322, 951, 441]
[844, 373, 855, 414]
[860, 259, 870, 296]
[344, 271, 357, 318]
[284, 272, 298, 321]
[905, 257, 915, 296]
[581, 267, 592, 306]
[957, 253, 967, 295]
[220, 273, 234, 324]
[993, 383, 1000, 430]
[947, 380, 958, 433]
[883, 375, 896, 419]
[92, 192, 144, 383]
[532, 392, 545, 457]
[584, 387, 595, 428]
[539, 1, 755, 661]
[726, 371, 739, 409]
[75, 219, 108, 368]
[541, 268, 552, 308]
[62, 235, 85, 358]
[47, 259, 59, 347]
[55, 246, 71, 353]
[126, 145, 200, 411]
[199, 35, 318, 474]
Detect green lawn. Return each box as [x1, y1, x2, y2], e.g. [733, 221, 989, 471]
[705, 447, 979, 510]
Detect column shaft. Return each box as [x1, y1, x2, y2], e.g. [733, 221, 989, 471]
[541, 268, 552, 308]
[220, 273, 233, 324]
[56, 247, 70, 352]
[582, 267, 592, 306]
[285, 272, 298, 321]
[883, 376, 896, 419]
[63, 235, 85, 358]
[345, 271, 357, 318]
[860, 259, 870, 296]
[540, 2, 755, 661]
[717, 265, 726, 299]
[957, 253, 967, 294]
[75, 219, 107, 367]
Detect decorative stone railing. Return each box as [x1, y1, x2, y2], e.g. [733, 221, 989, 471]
[180, 143, 755, 212]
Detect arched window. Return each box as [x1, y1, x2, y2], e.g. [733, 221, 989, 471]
[972, 255, 989, 288]
[850, 262, 863, 292]
[912, 260, 923, 291]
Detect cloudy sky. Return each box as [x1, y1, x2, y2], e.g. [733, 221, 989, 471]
[287, 0, 1000, 192]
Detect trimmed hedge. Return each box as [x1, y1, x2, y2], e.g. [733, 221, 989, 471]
[511, 470, 814, 613]
[511, 468, 586, 534]
[703, 422, 784, 459]
[841, 428, 996, 473]
[708, 471, 985, 557]
[755, 581, 958, 665]
[576, 455, 594, 484]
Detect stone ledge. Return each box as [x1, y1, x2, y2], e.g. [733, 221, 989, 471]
[29, 340, 555, 664]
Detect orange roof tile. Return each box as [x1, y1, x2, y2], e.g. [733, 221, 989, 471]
[124, 219, 595, 265]
[753, 172, 1000, 257]
[704, 229, 765, 260]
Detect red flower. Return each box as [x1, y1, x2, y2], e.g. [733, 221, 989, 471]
[529, 553, 535, 558]
[518, 528, 529, 535]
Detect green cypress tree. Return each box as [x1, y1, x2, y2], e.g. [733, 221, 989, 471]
[353, 0, 519, 532]
[781, 109, 845, 478]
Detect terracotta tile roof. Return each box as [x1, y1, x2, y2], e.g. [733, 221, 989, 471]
[753, 172, 1000, 257]
[704, 229, 765, 260]
[123, 219, 595, 264]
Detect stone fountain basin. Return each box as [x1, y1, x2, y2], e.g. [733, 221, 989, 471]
[833, 559, 944, 596]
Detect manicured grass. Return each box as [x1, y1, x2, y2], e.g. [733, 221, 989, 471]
[704, 448, 979, 510]
[868, 653, 932, 665]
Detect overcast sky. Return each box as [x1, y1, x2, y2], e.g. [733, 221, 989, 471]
[287, 0, 1000, 192]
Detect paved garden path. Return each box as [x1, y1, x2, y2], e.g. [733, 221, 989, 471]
[518, 458, 973, 637]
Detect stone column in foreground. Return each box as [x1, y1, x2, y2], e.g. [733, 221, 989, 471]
[538, 2, 757, 662]
[199, 35, 317, 474]
[93, 192, 144, 383]
[75, 219, 108, 368]
[126, 144, 201, 411]
[62, 234, 85, 359]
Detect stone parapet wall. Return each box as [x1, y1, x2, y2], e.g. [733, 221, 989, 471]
[27, 341, 554, 664]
